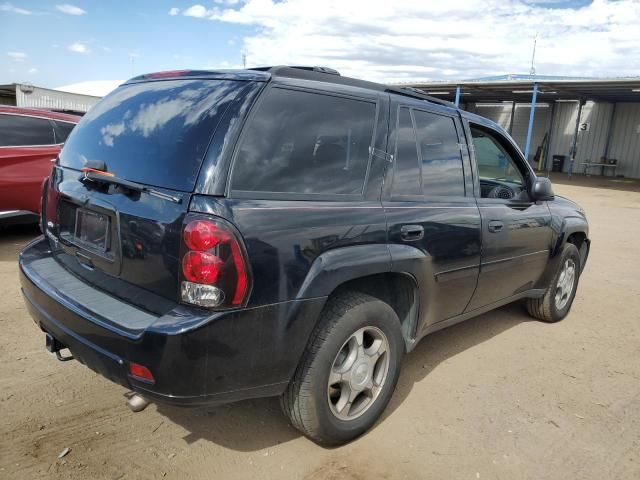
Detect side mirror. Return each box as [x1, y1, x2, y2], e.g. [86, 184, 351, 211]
[530, 176, 554, 201]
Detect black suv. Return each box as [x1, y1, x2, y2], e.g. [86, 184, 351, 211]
[19, 66, 589, 445]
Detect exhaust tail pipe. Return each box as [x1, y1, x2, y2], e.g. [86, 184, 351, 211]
[127, 393, 150, 412]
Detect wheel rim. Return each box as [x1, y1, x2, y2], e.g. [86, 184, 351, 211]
[327, 326, 390, 421]
[555, 258, 576, 310]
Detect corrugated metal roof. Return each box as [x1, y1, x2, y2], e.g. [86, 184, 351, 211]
[395, 77, 640, 103]
[0, 83, 101, 113]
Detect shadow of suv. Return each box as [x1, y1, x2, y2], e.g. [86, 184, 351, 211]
[19, 66, 589, 445]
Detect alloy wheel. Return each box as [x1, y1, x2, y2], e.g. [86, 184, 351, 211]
[327, 326, 390, 421]
[555, 258, 576, 310]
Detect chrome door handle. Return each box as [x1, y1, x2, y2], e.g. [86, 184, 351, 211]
[400, 225, 424, 241]
[488, 220, 504, 233]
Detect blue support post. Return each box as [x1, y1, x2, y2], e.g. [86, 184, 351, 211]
[523, 83, 538, 162]
[454, 85, 461, 107]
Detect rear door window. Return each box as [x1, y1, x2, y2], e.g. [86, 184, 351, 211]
[58, 79, 248, 192]
[0, 114, 55, 146]
[391, 107, 421, 197]
[53, 120, 75, 143]
[230, 87, 376, 196]
[412, 110, 465, 197]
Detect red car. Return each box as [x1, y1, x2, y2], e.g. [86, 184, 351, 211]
[0, 106, 80, 222]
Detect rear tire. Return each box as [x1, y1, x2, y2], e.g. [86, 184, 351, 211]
[280, 292, 405, 445]
[526, 243, 581, 323]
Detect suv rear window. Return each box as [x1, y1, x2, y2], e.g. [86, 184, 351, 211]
[58, 79, 247, 192]
[231, 88, 376, 196]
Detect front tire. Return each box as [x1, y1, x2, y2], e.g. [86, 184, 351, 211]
[281, 292, 405, 445]
[526, 243, 581, 323]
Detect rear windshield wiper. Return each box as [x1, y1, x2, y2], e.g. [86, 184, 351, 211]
[80, 168, 182, 204]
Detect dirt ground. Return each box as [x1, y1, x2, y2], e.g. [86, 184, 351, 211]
[1, 175, 639, 480]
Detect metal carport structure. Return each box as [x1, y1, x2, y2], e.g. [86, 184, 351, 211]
[394, 76, 640, 178]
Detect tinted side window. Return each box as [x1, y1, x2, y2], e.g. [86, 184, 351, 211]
[231, 88, 376, 195]
[53, 120, 75, 143]
[471, 126, 524, 198]
[413, 110, 465, 197]
[471, 128, 523, 183]
[0, 114, 55, 147]
[391, 107, 421, 197]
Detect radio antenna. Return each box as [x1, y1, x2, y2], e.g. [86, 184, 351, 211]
[529, 33, 538, 76]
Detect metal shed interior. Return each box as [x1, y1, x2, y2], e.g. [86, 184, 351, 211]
[399, 76, 640, 179]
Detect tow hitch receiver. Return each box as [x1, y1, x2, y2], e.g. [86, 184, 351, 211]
[45, 333, 74, 362]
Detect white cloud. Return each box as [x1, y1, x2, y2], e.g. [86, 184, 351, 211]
[68, 42, 90, 54]
[168, 7, 180, 15]
[101, 121, 126, 146]
[172, 0, 640, 82]
[7, 51, 27, 61]
[0, 2, 31, 14]
[56, 80, 123, 97]
[183, 4, 215, 18]
[56, 4, 86, 15]
[28, 67, 38, 73]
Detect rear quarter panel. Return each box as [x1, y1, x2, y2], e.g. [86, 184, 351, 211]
[188, 197, 389, 306]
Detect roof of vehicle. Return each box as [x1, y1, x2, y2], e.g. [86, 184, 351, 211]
[0, 105, 80, 123]
[125, 66, 457, 111]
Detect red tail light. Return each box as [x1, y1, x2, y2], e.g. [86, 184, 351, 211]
[129, 362, 155, 383]
[180, 217, 251, 308]
[183, 220, 228, 251]
[182, 251, 222, 284]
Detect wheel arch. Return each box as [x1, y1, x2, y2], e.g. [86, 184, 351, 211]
[555, 216, 589, 270]
[537, 217, 589, 289]
[297, 244, 422, 351]
[329, 272, 419, 351]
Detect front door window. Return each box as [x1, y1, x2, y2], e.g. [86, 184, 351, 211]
[470, 127, 525, 200]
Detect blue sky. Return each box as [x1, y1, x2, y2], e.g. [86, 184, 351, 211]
[1, 1, 252, 90]
[1, 1, 639, 96]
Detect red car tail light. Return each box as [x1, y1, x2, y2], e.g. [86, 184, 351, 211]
[180, 217, 251, 308]
[182, 251, 223, 284]
[183, 220, 229, 251]
[129, 362, 155, 383]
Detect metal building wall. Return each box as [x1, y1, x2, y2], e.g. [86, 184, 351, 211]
[471, 100, 640, 178]
[510, 104, 551, 159]
[576, 102, 614, 164]
[547, 101, 578, 164]
[607, 103, 640, 179]
[473, 103, 552, 163]
[473, 103, 512, 129]
[15, 84, 99, 112]
[547, 101, 614, 173]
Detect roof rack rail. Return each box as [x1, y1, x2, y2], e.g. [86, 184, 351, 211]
[250, 65, 341, 76]
[247, 67, 454, 108]
[385, 86, 455, 107]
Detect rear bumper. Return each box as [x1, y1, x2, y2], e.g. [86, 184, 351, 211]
[20, 237, 326, 406]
